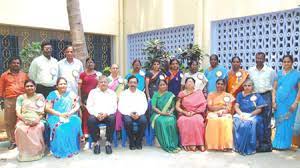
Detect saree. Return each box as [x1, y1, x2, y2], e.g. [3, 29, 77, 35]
[150, 91, 179, 152]
[79, 72, 98, 135]
[273, 70, 300, 149]
[205, 92, 235, 150]
[47, 91, 82, 158]
[15, 93, 46, 161]
[204, 65, 228, 93]
[227, 69, 248, 97]
[108, 75, 125, 131]
[166, 70, 183, 97]
[294, 102, 300, 136]
[233, 92, 266, 155]
[146, 71, 165, 98]
[177, 90, 207, 146]
[125, 70, 145, 91]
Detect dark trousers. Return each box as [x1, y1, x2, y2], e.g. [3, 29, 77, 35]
[87, 114, 115, 143]
[122, 114, 147, 146]
[260, 91, 272, 146]
[36, 84, 55, 98]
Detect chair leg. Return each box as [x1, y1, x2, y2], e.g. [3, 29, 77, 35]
[88, 135, 92, 149]
[121, 126, 127, 147]
[113, 130, 118, 147]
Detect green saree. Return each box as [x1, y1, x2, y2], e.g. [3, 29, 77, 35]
[150, 91, 179, 152]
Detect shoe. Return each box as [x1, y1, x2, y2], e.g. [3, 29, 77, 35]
[105, 145, 112, 154]
[93, 144, 101, 154]
[136, 145, 142, 150]
[8, 143, 16, 150]
[129, 145, 136, 150]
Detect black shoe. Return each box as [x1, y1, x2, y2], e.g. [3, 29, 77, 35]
[93, 144, 101, 154]
[8, 143, 16, 150]
[136, 145, 142, 150]
[129, 145, 136, 150]
[105, 145, 112, 154]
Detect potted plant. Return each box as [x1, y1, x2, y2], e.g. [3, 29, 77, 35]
[19, 42, 42, 73]
[142, 39, 170, 73]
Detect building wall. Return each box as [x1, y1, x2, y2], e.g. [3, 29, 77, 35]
[0, 0, 119, 35]
[123, 0, 300, 69]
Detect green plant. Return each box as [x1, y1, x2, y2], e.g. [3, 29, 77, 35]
[20, 42, 42, 73]
[142, 39, 170, 73]
[102, 66, 111, 76]
[177, 44, 208, 71]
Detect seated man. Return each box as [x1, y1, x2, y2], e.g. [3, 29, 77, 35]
[118, 75, 148, 150]
[87, 75, 117, 154]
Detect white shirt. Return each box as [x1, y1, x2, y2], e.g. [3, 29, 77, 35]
[118, 89, 148, 116]
[248, 65, 276, 93]
[58, 58, 84, 95]
[86, 88, 117, 116]
[181, 71, 208, 91]
[28, 55, 58, 87]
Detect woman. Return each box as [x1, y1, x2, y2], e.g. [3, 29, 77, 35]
[45, 77, 83, 158]
[166, 59, 183, 97]
[233, 79, 266, 155]
[145, 59, 165, 100]
[15, 80, 46, 161]
[204, 54, 228, 93]
[150, 80, 179, 153]
[227, 56, 248, 97]
[181, 59, 208, 92]
[78, 58, 99, 137]
[108, 64, 125, 131]
[205, 79, 235, 151]
[125, 59, 145, 91]
[176, 77, 207, 151]
[272, 55, 300, 150]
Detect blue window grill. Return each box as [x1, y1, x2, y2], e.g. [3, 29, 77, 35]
[127, 24, 194, 71]
[211, 8, 300, 71]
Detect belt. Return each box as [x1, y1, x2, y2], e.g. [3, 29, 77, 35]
[260, 90, 272, 95]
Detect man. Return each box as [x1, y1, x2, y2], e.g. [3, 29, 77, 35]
[58, 45, 83, 95]
[86, 75, 117, 154]
[118, 75, 148, 150]
[0, 57, 28, 149]
[248, 52, 276, 152]
[29, 41, 58, 98]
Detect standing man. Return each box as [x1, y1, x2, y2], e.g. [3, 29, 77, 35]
[58, 45, 84, 95]
[29, 41, 58, 98]
[86, 75, 117, 154]
[118, 75, 148, 150]
[0, 57, 28, 149]
[248, 52, 276, 152]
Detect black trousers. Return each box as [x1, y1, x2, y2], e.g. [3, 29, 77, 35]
[36, 84, 55, 98]
[122, 114, 147, 146]
[87, 114, 115, 143]
[260, 91, 272, 146]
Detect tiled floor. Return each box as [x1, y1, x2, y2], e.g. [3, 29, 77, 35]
[0, 141, 299, 168]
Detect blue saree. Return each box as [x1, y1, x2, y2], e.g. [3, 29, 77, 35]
[47, 91, 82, 158]
[273, 70, 300, 149]
[204, 65, 228, 93]
[233, 92, 266, 155]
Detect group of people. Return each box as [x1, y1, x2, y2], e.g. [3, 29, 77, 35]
[0, 41, 299, 162]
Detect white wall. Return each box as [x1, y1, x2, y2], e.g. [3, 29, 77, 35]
[0, 0, 119, 35]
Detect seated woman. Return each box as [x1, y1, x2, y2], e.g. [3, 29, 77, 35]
[45, 77, 83, 158]
[150, 80, 180, 153]
[15, 79, 46, 162]
[233, 79, 266, 155]
[176, 77, 207, 151]
[205, 79, 235, 151]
